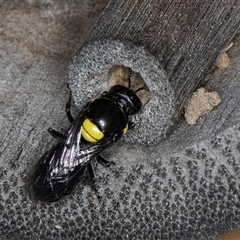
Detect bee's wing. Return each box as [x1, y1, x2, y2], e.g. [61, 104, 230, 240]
[28, 112, 88, 202]
[29, 110, 124, 202]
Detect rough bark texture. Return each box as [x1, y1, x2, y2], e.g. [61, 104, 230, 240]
[69, 0, 240, 144]
[0, 1, 240, 240]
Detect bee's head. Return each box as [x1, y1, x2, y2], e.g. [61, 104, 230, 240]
[108, 85, 142, 115]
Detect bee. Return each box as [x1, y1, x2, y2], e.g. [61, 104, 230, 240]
[28, 81, 143, 202]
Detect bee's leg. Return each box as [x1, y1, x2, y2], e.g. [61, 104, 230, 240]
[66, 86, 74, 123]
[87, 163, 95, 182]
[48, 195, 60, 202]
[96, 155, 115, 167]
[87, 163, 101, 199]
[128, 121, 135, 130]
[48, 127, 67, 140]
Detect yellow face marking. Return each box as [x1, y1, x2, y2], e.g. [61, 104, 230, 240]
[123, 123, 128, 134]
[81, 119, 104, 143]
[91, 97, 99, 102]
[81, 127, 97, 143]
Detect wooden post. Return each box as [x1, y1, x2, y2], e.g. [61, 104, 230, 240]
[68, 0, 240, 144]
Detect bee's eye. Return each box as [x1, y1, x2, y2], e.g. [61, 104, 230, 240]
[81, 119, 104, 143]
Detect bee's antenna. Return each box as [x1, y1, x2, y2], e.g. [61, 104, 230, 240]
[134, 84, 146, 94]
[127, 68, 132, 89]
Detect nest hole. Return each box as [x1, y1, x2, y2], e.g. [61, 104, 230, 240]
[107, 65, 150, 107]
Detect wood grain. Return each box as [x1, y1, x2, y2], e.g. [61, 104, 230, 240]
[69, 0, 240, 143]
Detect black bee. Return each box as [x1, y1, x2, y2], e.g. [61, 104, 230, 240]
[28, 83, 142, 202]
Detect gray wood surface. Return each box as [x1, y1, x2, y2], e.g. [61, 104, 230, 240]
[1, 1, 240, 240]
[69, 0, 240, 144]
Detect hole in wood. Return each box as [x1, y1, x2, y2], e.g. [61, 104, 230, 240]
[107, 65, 150, 108]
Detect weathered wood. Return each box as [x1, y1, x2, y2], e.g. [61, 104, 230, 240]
[1, 1, 240, 240]
[69, 0, 240, 144]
